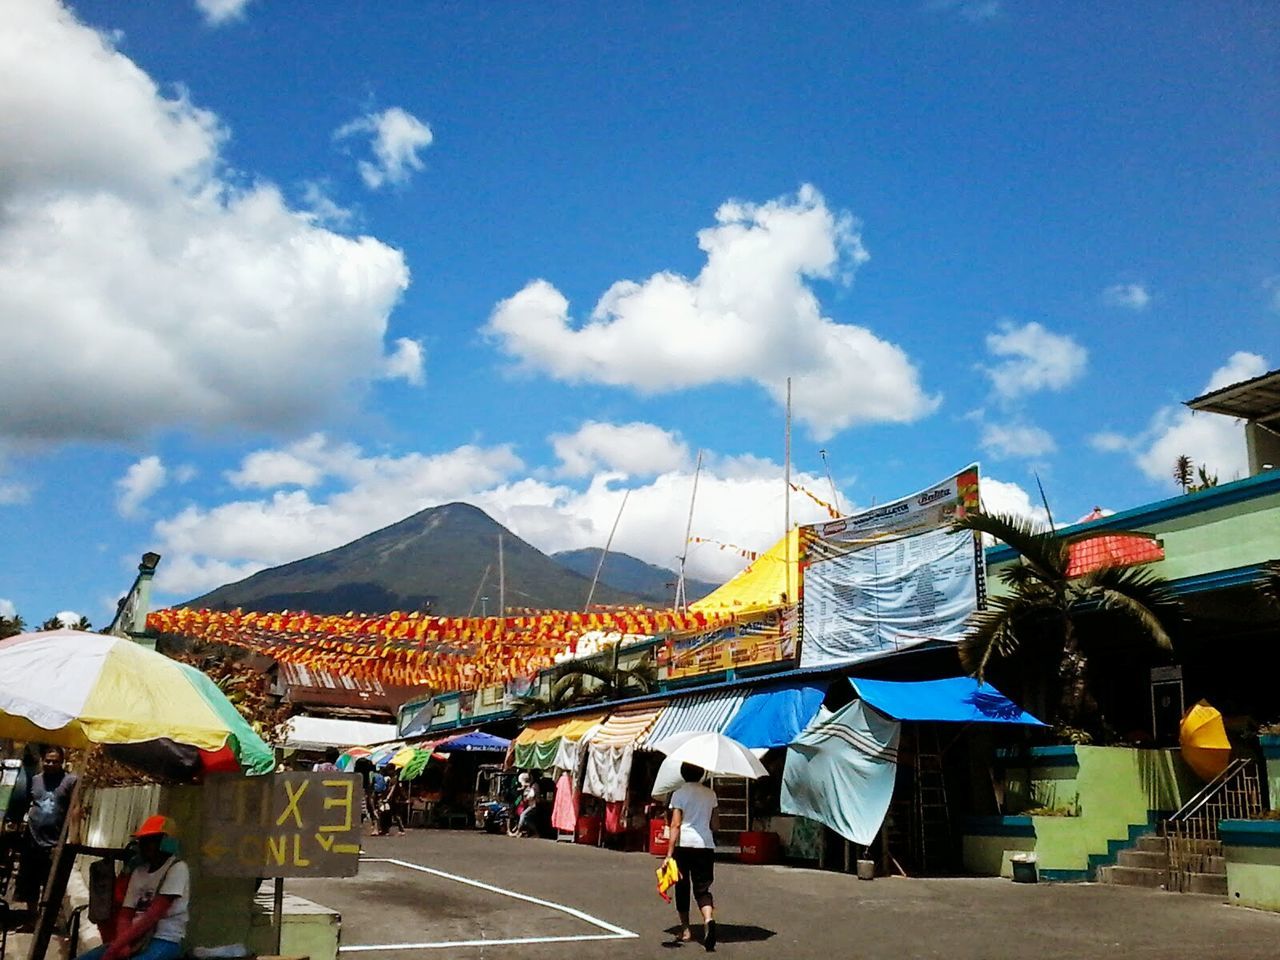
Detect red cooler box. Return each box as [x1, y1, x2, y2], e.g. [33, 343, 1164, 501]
[576, 814, 602, 846]
[649, 818, 671, 857]
[738, 831, 780, 864]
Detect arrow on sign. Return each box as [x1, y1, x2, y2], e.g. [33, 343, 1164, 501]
[202, 837, 229, 860]
[314, 833, 360, 855]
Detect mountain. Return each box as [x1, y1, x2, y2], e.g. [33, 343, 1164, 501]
[188, 503, 650, 616]
[552, 548, 719, 606]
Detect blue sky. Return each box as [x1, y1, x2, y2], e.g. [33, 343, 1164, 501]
[1, 0, 1276, 624]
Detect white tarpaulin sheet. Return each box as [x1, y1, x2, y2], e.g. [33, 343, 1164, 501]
[801, 465, 981, 668]
[780, 699, 900, 845]
[285, 716, 397, 751]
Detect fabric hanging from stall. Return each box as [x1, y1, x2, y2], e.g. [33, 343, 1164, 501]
[583, 743, 635, 802]
[513, 738, 558, 771]
[512, 713, 606, 771]
[581, 706, 662, 802]
[722, 680, 829, 749]
[604, 800, 626, 834]
[551, 771, 579, 833]
[781, 699, 901, 845]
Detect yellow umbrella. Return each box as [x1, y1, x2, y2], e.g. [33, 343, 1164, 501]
[390, 746, 419, 767]
[1180, 700, 1232, 781]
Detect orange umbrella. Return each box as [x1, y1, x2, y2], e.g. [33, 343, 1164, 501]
[1180, 701, 1232, 781]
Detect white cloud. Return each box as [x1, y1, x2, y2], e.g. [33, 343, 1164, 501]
[980, 421, 1057, 460]
[336, 107, 433, 190]
[0, 1, 412, 444]
[155, 438, 524, 595]
[485, 185, 938, 440]
[383, 337, 426, 385]
[174, 464, 199, 484]
[1088, 431, 1131, 454]
[0, 599, 16, 619]
[0, 481, 31, 505]
[299, 181, 353, 228]
[930, 0, 1001, 22]
[116, 455, 167, 518]
[984, 321, 1088, 399]
[551, 421, 690, 478]
[979, 476, 1052, 528]
[53, 610, 83, 627]
[195, 0, 252, 26]
[1098, 352, 1267, 488]
[150, 434, 842, 599]
[1102, 283, 1151, 311]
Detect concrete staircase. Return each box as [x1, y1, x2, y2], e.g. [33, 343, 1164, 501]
[1097, 834, 1228, 896]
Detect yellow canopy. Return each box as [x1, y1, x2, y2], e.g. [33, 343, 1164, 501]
[1180, 701, 1232, 781]
[513, 712, 606, 746]
[691, 528, 801, 615]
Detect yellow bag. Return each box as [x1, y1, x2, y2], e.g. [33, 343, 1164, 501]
[656, 857, 681, 902]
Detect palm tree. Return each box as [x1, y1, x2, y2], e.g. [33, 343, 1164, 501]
[0, 613, 24, 639]
[514, 650, 657, 716]
[951, 510, 1184, 729]
[40, 615, 63, 631]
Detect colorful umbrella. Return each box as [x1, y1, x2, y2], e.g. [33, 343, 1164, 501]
[1180, 700, 1232, 781]
[337, 746, 371, 770]
[368, 742, 406, 766]
[399, 748, 436, 781]
[0, 629, 274, 774]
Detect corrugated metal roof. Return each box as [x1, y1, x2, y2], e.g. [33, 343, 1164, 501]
[638, 689, 745, 748]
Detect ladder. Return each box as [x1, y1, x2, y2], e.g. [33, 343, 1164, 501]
[912, 724, 952, 873]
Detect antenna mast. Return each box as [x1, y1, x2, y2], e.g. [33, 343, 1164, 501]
[675, 450, 704, 611]
[586, 489, 630, 611]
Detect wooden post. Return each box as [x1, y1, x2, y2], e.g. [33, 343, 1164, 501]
[273, 877, 285, 955]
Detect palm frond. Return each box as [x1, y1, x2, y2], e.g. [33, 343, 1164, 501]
[952, 510, 1067, 581]
[1072, 565, 1183, 650]
[959, 593, 1047, 679]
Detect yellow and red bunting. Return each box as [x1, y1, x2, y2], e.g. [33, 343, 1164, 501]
[145, 606, 740, 692]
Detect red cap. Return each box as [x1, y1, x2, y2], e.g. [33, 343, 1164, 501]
[133, 815, 176, 838]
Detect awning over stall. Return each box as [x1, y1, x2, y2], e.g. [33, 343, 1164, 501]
[513, 713, 605, 770]
[722, 680, 828, 748]
[638, 690, 745, 748]
[589, 706, 663, 748]
[849, 677, 1045, 725]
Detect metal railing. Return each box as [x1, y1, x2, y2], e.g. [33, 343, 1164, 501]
[1162, 757, 1262, 892]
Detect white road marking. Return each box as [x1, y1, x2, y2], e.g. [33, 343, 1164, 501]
[338, 856, 638, 952]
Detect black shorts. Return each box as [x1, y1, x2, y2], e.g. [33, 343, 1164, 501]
[673, 847, 715, 911]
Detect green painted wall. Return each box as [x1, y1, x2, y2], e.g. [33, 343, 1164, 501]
[1261, 736, 1280, 808]
[988, 479, 1280, 594]
[1222, 822, 1280, 913]
[964, 746, 1199, 878]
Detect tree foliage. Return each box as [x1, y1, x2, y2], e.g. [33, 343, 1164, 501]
[951, 509, 1184, 729]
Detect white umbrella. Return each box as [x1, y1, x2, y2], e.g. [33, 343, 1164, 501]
[650, 731, 769, 796]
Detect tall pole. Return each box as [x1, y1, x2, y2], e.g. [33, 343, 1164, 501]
[784, 377, 793, 604]
[497, 534, 505, 617]
[819, 447, 841, 516]
[587, 490, 630, 611]
[467, 563, 492, 618]
[675, 450, 704, 611]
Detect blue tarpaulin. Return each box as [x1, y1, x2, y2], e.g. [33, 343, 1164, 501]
[722, 681, 829, 748]
[438, 731, 511, 752]
[849, 677, 1045, 725]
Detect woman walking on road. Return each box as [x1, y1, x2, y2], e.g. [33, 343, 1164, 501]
[666, 763, 718, 951]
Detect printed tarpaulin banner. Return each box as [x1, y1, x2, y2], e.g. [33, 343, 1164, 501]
[781, 699, 901, 846]
[800, 466, 982, 668]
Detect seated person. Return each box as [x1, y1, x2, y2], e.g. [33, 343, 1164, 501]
[78, 815, 189, 960]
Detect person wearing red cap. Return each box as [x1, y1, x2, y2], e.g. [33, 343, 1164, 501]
[76, 815, 189, 960]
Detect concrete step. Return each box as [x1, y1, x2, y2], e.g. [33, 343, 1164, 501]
[1135, 835, 1168, 853]
[1098, 865, 1168, 889]
[1206, 855, 1227, 875]
[1116, 849, 1169, 870]
[1185, 872, 1228, 897]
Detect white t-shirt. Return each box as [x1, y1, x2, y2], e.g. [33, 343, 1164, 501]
[670, 782, 717, 850]
[124, 857, 190, 943]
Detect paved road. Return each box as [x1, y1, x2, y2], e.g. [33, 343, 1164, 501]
[290, 829, 1280, 959]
